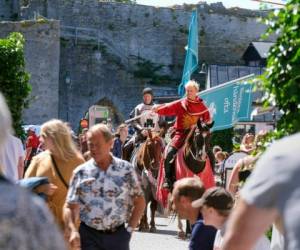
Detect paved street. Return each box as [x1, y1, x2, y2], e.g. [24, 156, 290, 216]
[130, 214, 189, 250]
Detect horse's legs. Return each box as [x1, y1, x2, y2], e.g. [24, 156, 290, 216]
[177, 216, 185, 239]
[149, 199, 157, 232]
[186, 220, 192, 236]
[139, 203, 149, 231]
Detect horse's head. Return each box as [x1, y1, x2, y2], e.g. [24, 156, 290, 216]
[136, 131, 164, 178]
[183, 120, 214, 174]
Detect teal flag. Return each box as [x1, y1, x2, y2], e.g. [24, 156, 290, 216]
[178, 10, 198, 97]
[199, 76, 254, 131]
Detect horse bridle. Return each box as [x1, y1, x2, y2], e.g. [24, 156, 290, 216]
[190, 126, 208, 161]
[145, 136, 163, 172]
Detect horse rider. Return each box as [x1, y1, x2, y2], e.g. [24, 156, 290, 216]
[152, 80, 213, 190]
[124, 87, 163, 157]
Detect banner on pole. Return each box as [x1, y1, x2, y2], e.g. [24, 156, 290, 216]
[199, 75, 254, 131]
[178, 10, 198, 97]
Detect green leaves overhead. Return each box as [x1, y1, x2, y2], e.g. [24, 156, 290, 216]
[0, 32, 31, 138]
[260, 0, 300, 135]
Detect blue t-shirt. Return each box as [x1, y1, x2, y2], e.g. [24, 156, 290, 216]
[189, 215, 217, 250]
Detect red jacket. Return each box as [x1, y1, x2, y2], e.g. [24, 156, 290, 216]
[157, 96, 211, 130]
[157, 97, 211, 149]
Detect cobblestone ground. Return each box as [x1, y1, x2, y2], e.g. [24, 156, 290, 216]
[130, 214, 189, 250]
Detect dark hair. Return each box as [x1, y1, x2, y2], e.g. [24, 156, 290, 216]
[192, 187, 234, 216]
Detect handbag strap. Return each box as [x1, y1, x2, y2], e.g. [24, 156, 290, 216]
[50, 154, 69, 189]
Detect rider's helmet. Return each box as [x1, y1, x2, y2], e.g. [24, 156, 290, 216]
[142, 87, 153, 96]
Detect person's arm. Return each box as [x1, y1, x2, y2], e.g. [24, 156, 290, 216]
[222, 198, 278, 250]
[18, 156, 25, 179]
[34, 183, 58, 196]
[227, 160, 242, 194]
[153, 101, 181, 116]
[25, 147, 32, 161]
[200, 102, 212, 124]
[128, 195, 145, 229]
[25, 136, 33, 160]
[63, 202, 81, 250]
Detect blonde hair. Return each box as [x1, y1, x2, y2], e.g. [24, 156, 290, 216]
[115, 123, 127, 136]
[184, 80, 199, 92]
[41, 119, 78, 161]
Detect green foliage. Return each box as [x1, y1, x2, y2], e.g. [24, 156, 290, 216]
[0, 33, 31, 138]
[178, 26, 188, 34]
[127, 17, 137, 27]
[200, 29, 205, 37]
[265, 227, 273, 241]
[133, 57, 174, 85]
[108, 23, 115, 31]
[152, 20, 160, 27]
[172, 13, 177, 21]
[259, 0, 300, 135]
[211, 128, 234, 153]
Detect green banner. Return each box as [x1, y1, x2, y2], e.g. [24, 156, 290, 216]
[199, 76, 253, 131]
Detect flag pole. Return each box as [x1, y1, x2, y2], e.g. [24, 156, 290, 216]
[251, 0, 285, 6]
[199, 74, 255, 96]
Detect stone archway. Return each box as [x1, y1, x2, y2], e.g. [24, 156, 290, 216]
[88, 97, 124, 128]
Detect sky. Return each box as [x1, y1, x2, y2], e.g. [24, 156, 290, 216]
[136, 0, 265, 9]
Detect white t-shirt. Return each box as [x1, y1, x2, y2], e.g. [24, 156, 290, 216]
[214, 223, 271, 250]
[0, 134, 25, 182]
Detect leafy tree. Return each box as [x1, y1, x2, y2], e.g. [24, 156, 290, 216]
[133, 57, 175, 85]
[211, 128, 234, 153]
[259, 0, 300, 135]
[0, 32, 31, 138]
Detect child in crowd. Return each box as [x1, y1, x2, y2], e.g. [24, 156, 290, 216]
[192, 187, 271, 250]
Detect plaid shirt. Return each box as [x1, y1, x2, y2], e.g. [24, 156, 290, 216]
[66, 156, 143, 230]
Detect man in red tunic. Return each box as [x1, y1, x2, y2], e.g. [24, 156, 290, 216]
[24, 127, 40, 172]
[152, 80, 212, 189]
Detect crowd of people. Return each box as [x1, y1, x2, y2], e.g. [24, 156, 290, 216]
[0, 79, 299, 250]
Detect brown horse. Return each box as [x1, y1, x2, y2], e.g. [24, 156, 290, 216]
[131, 130, 164, 232]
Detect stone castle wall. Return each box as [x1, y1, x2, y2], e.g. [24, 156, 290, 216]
[1, 1, 276, 128]
[0, 20, 60, 125]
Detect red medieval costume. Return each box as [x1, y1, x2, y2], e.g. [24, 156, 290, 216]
[157, 96, 211, 149]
